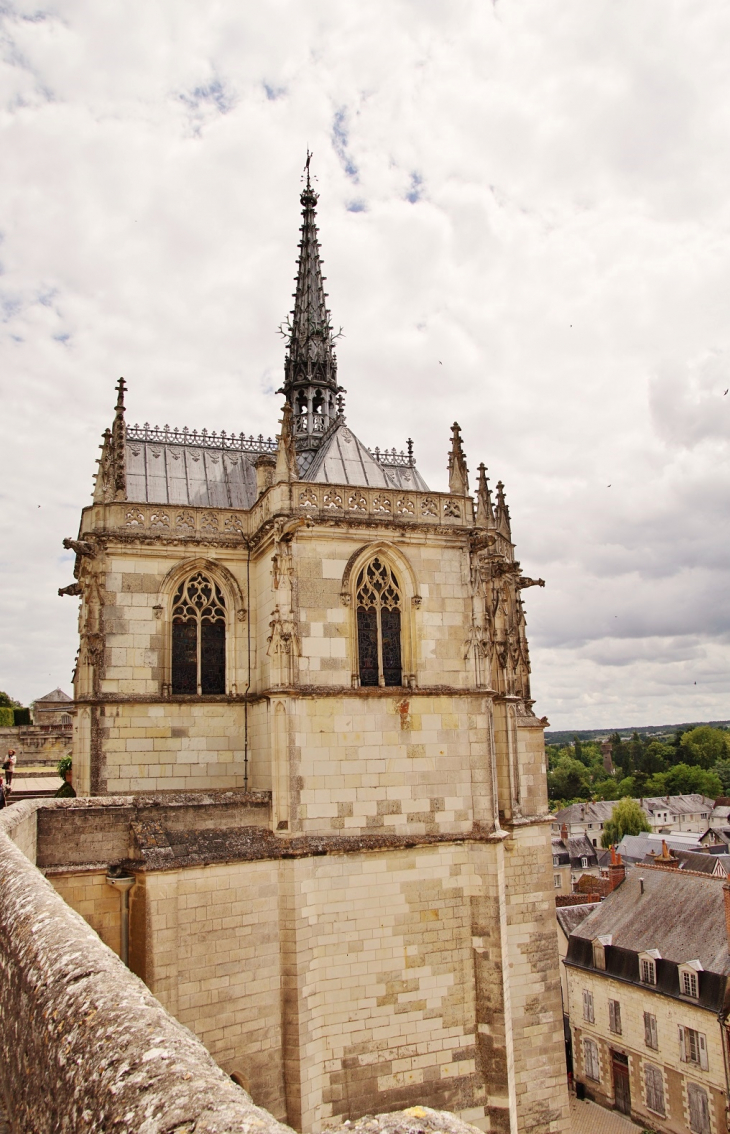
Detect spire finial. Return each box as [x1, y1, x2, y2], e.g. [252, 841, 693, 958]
[495, 480, 511, 539]
[475, 462, 494, 528]
[448, 422, 469, 495]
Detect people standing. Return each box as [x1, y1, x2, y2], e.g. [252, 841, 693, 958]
[2, 750, 15, 789]
[0, 775, 6, 807]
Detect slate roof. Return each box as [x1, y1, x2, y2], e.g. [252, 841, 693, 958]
[34, 688, 72, 704]
[570, 867, 730, 976]
[552, 834, 597, 868]
[306, 421, 429, 491]
[557, 903, 600, 939]
[125, 421, 429, 507]
[617, 833, 702, 863]
[642, 849, 730, 876]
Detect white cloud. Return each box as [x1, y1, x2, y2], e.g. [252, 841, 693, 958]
[0, 0, 729, 728]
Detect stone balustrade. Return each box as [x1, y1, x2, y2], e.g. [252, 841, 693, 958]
[80, 484, 474, 541]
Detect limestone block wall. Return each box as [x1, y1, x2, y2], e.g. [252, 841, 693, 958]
[293, 535, 472, 691]
[500, 825, 568, 1132]
[568, 965, 727, 1133]
[283, 844, 489, 1133]
[91, 701, 248, 794]
[48, 867, 122, 956]
[139, 859, 287, 1121]
[0, 724, 72, 766]
[101, 548, 250, 697]
[285, 693, 495, 837]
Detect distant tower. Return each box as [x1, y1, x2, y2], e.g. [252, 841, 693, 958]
[281, 155, 342, 473]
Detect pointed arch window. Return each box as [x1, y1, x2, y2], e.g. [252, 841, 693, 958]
[171, 572, 226, 695]
[356, 558, 402, 687]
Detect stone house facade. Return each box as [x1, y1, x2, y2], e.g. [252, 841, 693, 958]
[564, 864, 730, 1133]
[54, 169, 569, 1133]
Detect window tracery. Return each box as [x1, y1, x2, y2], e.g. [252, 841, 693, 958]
[171, 572, 226, 695]
[356, 558, 402, 687]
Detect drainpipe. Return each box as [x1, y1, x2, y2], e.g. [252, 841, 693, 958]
[106, 871, 135, 965]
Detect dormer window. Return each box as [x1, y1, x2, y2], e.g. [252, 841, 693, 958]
[679, 960, 703, 1000]
[639, 950, 661, 986]
[592, 935, 611, 971]
[553, 856, 559, 866]
[581, 856, 588, 869]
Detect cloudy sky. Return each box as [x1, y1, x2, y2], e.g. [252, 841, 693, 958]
[1, 0, 729, 729]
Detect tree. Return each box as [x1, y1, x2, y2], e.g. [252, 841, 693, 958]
[547, 756, 591, 802]
[679, 727, 730, 770]
[660, 763, 722, 798]
[713, 759, 730, 794]
[601, 798, 651, 848]
[0, 691, 20, 707]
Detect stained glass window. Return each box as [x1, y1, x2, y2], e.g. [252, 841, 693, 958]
[171, 572, 226, 695]
[356, 558, 402, 687]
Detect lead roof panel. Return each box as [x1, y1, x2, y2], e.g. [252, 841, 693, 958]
[126, 441, 258, 509]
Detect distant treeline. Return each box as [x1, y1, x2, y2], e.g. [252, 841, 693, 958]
[547, 725, 730, 810]
[546, 720, 730, 747]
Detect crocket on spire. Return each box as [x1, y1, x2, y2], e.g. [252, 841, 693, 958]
[281, 154, 342, 461]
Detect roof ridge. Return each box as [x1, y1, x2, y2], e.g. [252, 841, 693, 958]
[640, 861, 725, 881]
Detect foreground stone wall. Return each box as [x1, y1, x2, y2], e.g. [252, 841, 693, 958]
[0, 800, 488, 1134]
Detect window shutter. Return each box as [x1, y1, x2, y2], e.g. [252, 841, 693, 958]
[651, 1015, 658, 1049]
[615, 1001, 621, 1034]
[679, 1025, 686, 1062]
[608, 1001, 615, 1032]
[644, 1012, 651, 1046]
[699, 1031, 708, 1071]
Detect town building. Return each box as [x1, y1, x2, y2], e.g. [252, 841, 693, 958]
[0, 687, 73, 767]
[50, 169, 569, 1133]
[551, 827, 600, 894]
[564, 864, 730, 1133]
[31, 687, 73, 726]
[553, 795, 717, 846]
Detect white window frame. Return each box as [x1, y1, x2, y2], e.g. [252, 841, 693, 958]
[640, 954, 658, 986]
[644, 1011, 658, 1050]
[679, 1026, 709, 1071]
[644, 1062, 665, 1117]
[582, 989, 595, 1024]
[679, 960, 703, 1000]
[581, 856, 588, 868]
[583, 1037, 600, 1082]
[682, 970, 699, 999]
[554, 873, 561, 889]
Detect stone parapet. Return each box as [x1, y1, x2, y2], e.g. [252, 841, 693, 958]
[0, 799, 485, 1134]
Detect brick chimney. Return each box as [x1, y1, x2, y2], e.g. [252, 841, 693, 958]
[723, 881, 730, 946]
[561, 823, 568, 842]
[607, 845, 626, 892]
[652, 839, 679, 868]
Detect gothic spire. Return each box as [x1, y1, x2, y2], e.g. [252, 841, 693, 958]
[282, 156, 341, 444]
[475, 462, 494, 528]
[448, 422, 469, 495]
[495, 480, 512, 540]
[93, 378, 127, 503]
[275, 402, 299, 483]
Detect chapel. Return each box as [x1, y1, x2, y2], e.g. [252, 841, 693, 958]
[58, 166, 570, 1134]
